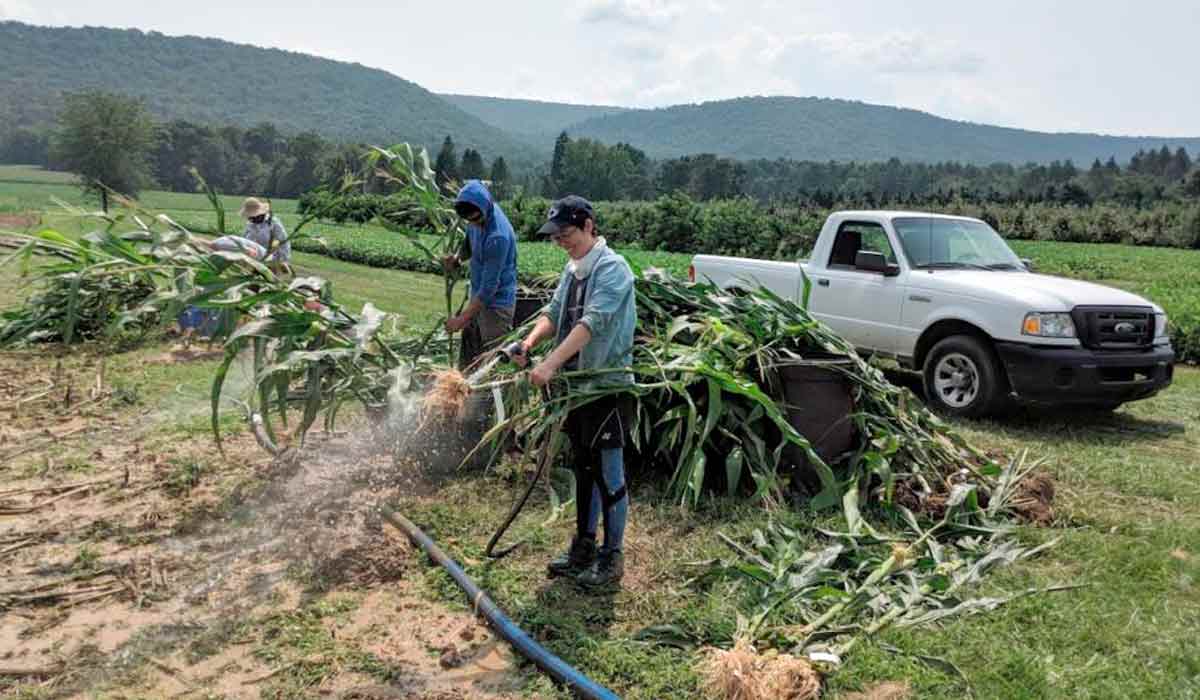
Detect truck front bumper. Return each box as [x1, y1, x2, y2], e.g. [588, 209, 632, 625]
[995, 341, 1174, 406]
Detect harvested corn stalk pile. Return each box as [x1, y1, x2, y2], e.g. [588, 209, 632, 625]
[477, 271, 1013, 519]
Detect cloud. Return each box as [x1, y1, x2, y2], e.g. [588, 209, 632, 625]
[579, 0, 683, 29]
[583, 24, 991, 123]
[765, 31, 984, 77]
[0, 0, 38, 21]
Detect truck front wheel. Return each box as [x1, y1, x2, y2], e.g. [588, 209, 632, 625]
[922, 335, 1006, 418]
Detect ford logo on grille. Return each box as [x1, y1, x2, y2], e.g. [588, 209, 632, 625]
[1114, 322, 1137, 334]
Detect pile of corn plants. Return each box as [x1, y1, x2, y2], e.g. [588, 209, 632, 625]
[0, 201, 250, 346]
[473, 272, 1007, 521]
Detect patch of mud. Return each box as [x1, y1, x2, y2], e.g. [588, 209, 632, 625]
[893, 472, 1056, 525]
[1, 346, 536, 699]
[309, 520, 410, 588]
[894, 482, 949, 520]
[351, 588, 525, 699]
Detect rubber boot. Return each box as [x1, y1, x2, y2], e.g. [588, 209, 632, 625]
[547, 536, 597, 578]
[577, 548, 624, 589]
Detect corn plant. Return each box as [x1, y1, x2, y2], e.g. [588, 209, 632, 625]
[359, 144, 466, 362]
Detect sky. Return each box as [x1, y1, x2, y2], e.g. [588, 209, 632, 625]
[3, 0, 1198, 137]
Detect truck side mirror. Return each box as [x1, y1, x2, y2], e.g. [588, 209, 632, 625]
[1021, 258, 1035, 272]
[855, 250, 900, 276]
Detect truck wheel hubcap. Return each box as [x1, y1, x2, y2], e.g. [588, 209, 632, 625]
[933, 353, 979, 408]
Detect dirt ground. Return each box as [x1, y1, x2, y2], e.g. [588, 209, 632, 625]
[0, 348, 533, 699]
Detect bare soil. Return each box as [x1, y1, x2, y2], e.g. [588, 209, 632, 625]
[0, 213, 39, 230]
[0, 349, 531, 699]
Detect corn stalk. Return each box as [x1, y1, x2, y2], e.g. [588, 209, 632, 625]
[361, 144, 465, 363]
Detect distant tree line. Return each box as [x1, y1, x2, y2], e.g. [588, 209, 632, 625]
[530, 132, 1198, 209]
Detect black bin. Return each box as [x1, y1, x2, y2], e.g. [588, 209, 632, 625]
[770, 357, 857, 477]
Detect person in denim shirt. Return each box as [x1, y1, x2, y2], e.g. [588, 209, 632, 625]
[443, 180, 518, 370]
[511, 195, 636, 588]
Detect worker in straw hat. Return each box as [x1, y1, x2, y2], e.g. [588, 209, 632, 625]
[238, 197, 291, 275]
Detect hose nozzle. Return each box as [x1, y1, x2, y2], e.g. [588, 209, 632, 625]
[498, 341, 525, 363]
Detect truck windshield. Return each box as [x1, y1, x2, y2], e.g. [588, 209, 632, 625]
[893, 217, 1023, 270]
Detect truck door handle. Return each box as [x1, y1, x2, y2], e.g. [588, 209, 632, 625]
[817, 279, 830, 287]
[908, 295, 931, 303]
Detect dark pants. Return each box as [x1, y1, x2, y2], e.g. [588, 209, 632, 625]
[566, 393, 634, 551]
[458, 306, 515, 467]
[459, 305, 515, 371]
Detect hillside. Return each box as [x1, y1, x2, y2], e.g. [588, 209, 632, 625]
[565, 96, 1200, 165]
[5, 21, 1198, 167]
[438, 93, 629, 147]
[0, 22, 538, 165]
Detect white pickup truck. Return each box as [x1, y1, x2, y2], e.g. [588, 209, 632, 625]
[690, 211, 1175, 417]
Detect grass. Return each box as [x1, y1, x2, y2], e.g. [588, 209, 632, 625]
[395, 371, 1200, 699]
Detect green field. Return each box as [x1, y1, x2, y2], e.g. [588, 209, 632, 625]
[160, 204, 1200, 363]
[2, 173, 1199, 699]
[0, 165, 298, 216]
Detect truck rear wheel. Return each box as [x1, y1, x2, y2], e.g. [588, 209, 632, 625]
[923, 335, 1005, 418]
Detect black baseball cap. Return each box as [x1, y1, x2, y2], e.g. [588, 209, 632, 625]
[537, 195, 594, 237]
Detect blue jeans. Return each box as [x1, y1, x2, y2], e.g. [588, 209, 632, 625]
[577, 447, 627, 553]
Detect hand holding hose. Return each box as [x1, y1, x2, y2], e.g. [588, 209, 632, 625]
[529, 361, 557, 387]
[500, 341, 529, 367]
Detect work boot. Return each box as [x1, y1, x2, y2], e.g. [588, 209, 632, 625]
[547, 536, 597, 578]
[576, 548, 624, 589]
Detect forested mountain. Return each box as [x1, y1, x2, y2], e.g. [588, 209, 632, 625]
[438, 94, 628, 146]
[4, 21, 1198, 169]
[0, 22, 538, 165]
[562, 96, 1200, 165]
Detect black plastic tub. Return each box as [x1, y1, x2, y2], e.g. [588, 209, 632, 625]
[770, 357, 857, 477]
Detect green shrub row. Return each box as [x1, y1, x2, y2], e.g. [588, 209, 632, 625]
[501, 193, 1200, 252]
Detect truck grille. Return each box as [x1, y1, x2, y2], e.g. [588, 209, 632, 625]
[1071, 306, 1154, 350]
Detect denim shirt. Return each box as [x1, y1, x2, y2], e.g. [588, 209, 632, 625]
[241, 216, 290, 262]
[545, 246, 636, 388]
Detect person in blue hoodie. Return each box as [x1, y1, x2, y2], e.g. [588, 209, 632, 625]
[443, 180, 519, 370]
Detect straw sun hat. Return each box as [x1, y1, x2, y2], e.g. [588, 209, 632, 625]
[239, 197, 270, 219]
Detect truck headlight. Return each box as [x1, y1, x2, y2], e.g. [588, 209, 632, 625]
[1022, 312, 1076, 338]
[1155, 313, 1169, 340]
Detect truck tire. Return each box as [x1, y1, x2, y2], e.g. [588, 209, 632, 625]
[922, 335, 1006, 418]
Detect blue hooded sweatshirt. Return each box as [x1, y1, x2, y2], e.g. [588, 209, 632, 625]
[455, 180, 518, 310]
